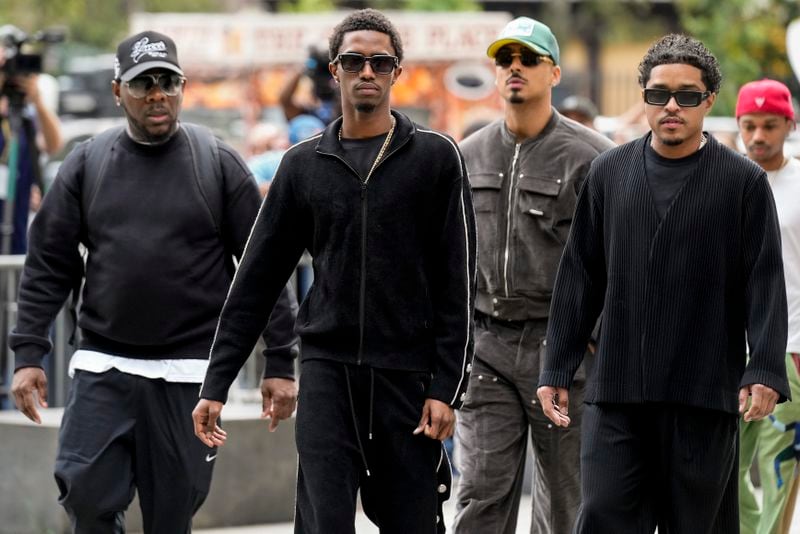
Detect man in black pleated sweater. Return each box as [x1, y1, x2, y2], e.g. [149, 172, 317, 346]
[537, 34, 790, 533]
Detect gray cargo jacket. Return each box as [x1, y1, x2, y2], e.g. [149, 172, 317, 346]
[460, 110, 615, 321]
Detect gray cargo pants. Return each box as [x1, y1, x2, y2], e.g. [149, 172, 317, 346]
[453, 315, 585, 534]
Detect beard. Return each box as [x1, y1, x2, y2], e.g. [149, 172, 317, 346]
[507, 88, 525, 104]
[660, 136, 685, 146]
[355, 103, 377, 113]
[120, 100, 179, 145]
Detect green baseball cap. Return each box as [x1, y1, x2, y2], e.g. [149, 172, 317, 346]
[487, 17, 560, 66]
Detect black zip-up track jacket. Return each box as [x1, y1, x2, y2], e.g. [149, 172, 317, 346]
[201, 111, 477, 406]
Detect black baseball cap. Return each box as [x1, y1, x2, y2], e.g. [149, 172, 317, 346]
[114, 31, 183, 81]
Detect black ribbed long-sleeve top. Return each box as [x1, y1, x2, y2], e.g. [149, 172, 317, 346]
[540, 134, 790, 414]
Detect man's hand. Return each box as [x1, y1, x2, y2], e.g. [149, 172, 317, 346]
[11, 367, 48, 424]
[261, 377, 297, 432]
[413, 398, 455, 440]
[739, 384, 779, 422]
[537, 385, 571, 427]
[192, 399, 228, 448]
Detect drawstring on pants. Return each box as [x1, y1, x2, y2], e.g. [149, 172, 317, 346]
[368, 367, 374, 441]
[344, 365, 375, 477]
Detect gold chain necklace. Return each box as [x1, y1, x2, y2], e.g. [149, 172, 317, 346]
[339, 116, 396, 183]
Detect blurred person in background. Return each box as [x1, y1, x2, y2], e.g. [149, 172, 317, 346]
[538, 34, 789, 533]
[246, 121, 288, 197]
[248, 114, 324, 198]
[279, 43, 341, 126]
[453, 16, 614, 534]
[0, 42, 62, 254]
[193, 9, 476, 533]
[245, 121, 288, 160]
[736, 78, 800, 534]
[9, 30, 298, 533]
[558, 94, 599, 131]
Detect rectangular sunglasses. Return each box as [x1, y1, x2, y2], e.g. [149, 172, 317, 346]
[125, 73, 186, 99]
[335, 53, 398, 75]
[643, 88, 711, 107]
[494, 48, 553, 68]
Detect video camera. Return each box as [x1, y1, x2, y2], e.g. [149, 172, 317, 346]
[0, 24, 65, 108]
[306, 44, 338, 102]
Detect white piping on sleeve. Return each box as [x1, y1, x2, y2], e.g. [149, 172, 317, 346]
[418, 128, 475, 405]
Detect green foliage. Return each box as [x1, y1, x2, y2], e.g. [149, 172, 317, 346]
[403, 0, 479, 13]
[277, 0, 335, 13]
[0, 0, 224, 53]
[675, 0, 800, 115]
[141, 0, 221, 10]
[1, 0, 126, 50]
[541, 0, 668, 45]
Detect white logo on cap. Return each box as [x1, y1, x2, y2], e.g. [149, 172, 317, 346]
[504, 19, 535, 37]
[755, 96, 766, 108]
[130, 37, 168, 63]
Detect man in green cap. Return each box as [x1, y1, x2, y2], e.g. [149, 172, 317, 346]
[453, 16, 614, 534]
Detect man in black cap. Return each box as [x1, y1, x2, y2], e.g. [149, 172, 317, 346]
[9, 31, 298, 533]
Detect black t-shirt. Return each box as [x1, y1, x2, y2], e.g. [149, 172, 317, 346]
[644, 136, 704, 219]
[340, 133, 389, 180]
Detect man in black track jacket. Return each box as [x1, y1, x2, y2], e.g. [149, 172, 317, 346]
[537, 34, 790, 533]
[9, 31, 298, 533]
[193, 9, 477, 534]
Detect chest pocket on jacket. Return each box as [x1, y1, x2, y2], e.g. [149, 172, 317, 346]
[517, 175, 576, 246]
[470, 172, 503, 212]
[517, 175, 560, 218]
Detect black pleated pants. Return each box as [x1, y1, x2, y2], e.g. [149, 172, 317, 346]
[575, 402, 739, 534]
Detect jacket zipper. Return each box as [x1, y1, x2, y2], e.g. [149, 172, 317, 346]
[358, 182, 368, 364]
[355, 144, 398, 364]
[503, 143, 521, 296]
[320, 140, 407, 365]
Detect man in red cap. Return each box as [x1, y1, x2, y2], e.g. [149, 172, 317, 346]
[736, 78, 800, 534]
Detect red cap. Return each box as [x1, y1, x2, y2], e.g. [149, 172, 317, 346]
[736, 79, 795, 120]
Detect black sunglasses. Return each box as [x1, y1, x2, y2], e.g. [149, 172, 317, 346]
[643, 88, 711, 108]
[335, 53, 398, 75]
[494, 47, 553, 68]
[125, 73, 186, 99]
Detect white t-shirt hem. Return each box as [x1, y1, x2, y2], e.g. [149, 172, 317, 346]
[68, 349, 208, 383]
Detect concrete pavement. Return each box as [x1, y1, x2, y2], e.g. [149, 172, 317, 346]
[194, 495, 532, 533]
[194, 490, 800, 534]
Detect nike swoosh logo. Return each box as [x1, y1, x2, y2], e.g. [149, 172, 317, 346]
[205, 454, 217, 462]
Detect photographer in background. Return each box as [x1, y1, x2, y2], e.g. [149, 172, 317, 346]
[0, 29, 62, 254]
[278, 44, 341, 125]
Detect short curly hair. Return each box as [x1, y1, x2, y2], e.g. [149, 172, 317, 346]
[328, 9, 404, 63]
[638, 34, 722, 94]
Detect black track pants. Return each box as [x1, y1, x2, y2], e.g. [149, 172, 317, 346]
[295, 359, 449, 534]
[54, 369, 216, 534]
